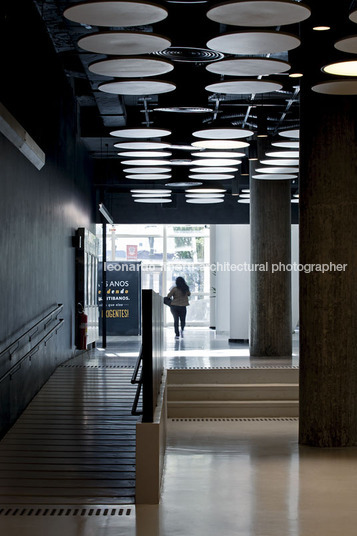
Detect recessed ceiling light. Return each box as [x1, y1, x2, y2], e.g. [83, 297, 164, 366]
[192, 140, 250, 149]
[191, 158, 242, 166]
[192, 128, 253, 139]
[313, 26, 330, 31]
[322, 60, 357, 76]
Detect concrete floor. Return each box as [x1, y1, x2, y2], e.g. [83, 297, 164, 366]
[2, 328, 357, 535]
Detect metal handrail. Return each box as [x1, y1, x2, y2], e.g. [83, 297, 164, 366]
[0, 319, 64, 385]
[131, 346, 143, 416]
[0, 304, 63, 360]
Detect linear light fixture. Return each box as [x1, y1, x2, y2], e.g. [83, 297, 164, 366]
[0, 102, 45, 170]
[99, 203, 114, 224]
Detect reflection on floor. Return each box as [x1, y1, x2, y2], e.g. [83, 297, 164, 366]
[5, 328, 357, 536]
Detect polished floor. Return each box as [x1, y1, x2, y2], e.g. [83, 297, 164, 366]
[2, 328, 357, 535]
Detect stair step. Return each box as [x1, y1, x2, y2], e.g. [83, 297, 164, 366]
[168, 400, 299, 419]
[167, 367, 299, 385]
[168, 383, 298, 401]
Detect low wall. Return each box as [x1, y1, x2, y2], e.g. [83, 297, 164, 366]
[136, 370, 167, 504]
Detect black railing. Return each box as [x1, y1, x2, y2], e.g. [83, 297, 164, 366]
[131, 290, 164, 422]
[0, 304, 64, 385]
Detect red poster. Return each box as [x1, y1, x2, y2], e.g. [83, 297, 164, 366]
[126, 245, 138, 260]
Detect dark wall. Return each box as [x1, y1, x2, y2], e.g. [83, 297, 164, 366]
[0, 0, 94, 436]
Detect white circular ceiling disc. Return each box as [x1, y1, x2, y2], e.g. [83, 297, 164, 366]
[78, 32, 171, 56]
[191, 158, 241, 166]
[190, 167, 238, 173]
[335, 36, 357, 54]
[266, 151, 299, 158]
[114, 142, 170, 149]
[130, 189, 171, 193]
[192, 140, 250, 149]
[206, 57, 290, 76]
[118, 151, 172, 157]
[126, 174, 172, 180]
[191, 151, 245, 158]
[188, 174, 234, 180]
[205, 79, 282, 94]
[121, 159, 170, 166]
[207, 1, 311, 27]
[123, 167, 171, 173]
[99, 80, 176, 95]
[64, 1, 168, 27]
[312, 80, 357, 95]
[192, 128, 253, 139]
[278, 129, 299, 139]
[252, 174, 297, 179]
[255, 167, 299, 173]
[272, 140, 299, 148]
[207, 31, 300, 56]
[186, 198, 224, 204]
[89, 58, 174, 78]
[110, 128, 171, 138]
[260, 159, 299, 166]
[134, 198, 172, 203]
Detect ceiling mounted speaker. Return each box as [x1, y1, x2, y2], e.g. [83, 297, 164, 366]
[206, 57, 290, 77]
[89, 58, 174, 78]
[207, 1, 311, 27]
[98, 80, 176, 95]
[110, 128, 171, 138]
[207, 31, 300, 55]
[64, 1, 168, 27]
[78, 32, 171, 56]
[205, 79, 282, 94]
[192, 128, 253, 139]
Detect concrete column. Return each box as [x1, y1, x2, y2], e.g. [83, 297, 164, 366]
[299, 81, 357, 448]
[249, 148, 292, 357]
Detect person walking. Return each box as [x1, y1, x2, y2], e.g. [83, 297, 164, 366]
[166, 277, 191, 339]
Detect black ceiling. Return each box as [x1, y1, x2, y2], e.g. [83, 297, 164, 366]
[31, 0, 357, 216]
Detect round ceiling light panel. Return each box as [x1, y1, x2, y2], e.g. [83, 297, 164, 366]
[322, 60, 357, 77]
[312, 80, 357, 95]
[191, 151, 245, 158]
[255, 167, 299, 173]
[126, 174, 172, 180]
[130, 189, 171, 193]
[206, 57, 290, 77]
[207, 31, 300, 55]
[335, 36, 357, 54]
[278, 129, 299, 139]
[192, 140, 250, 149]
[205, 79, 282, 94]
[186, 198, 224, 204]
[191, 158, 241, 166]
[238, 199, 250, 203]
[134, 198, 172, 203]
[78, 32, 171, 56]
[190, 167, 238, 173]
[121, 159, 170, 166]
[260, 159, 299, 166]
[154, 106, 212, 113]
[188, 174, 234, 180]
[64, 1, 168, 27]
[165, 182, 203, 187]
[99, 80, 176, 95]
[252, 173, 296, 180]
[266, 150, 299, 158]
[123, 167, 171, 173]
[207, 1, 311, 27]
[114, 142, 170, 149]
[192, 128, 253, 139]
[186, 194, 225, 198]
[132, 193, 171, 197]
[186, 187, 226, 193]
[89, 57, 174, 78]
[272, 140, 299, 148]
[118, 151, 172, 157]
[349, 9, 357, 23]
[110, 128, 171, 138]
